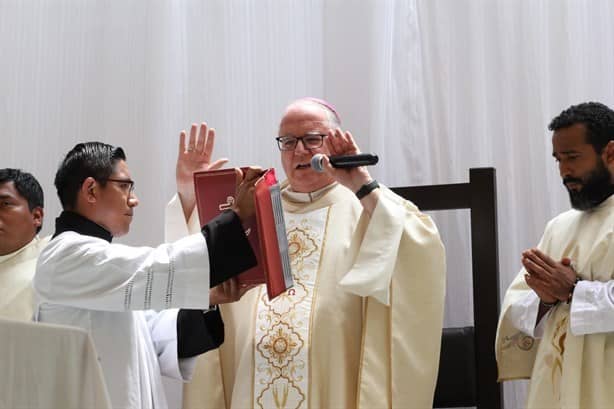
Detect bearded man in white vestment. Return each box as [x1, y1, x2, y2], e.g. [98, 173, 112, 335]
[0, 168, 48, 321]
[34, 140, 261, 409]
[167, 99, 447, 409]
[496, 102, 614, 408]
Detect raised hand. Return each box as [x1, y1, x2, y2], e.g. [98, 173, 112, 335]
[176, 123, 229, 221]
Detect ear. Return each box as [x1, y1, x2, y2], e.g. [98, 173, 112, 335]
[81, 177, 98, 204]
[31, 206, 43, 229]
[603, 141, 614, 178]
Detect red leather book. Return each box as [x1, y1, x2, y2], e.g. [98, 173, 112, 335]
[194, 168, 293, 299]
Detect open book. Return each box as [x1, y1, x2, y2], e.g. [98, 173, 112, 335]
[194, 168, 293, 300]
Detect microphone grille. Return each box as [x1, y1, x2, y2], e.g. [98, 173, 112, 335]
[311, 154, 325, 172]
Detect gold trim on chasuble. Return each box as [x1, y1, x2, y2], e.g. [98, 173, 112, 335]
[530, 308, 569, 407]
[546, 313, 568, 402]
[253, 207, 329, 409]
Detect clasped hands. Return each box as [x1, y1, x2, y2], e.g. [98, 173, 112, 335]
[523, 248, 577, 304]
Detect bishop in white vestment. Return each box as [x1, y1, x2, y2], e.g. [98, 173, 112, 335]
[173, 99, 447, 408]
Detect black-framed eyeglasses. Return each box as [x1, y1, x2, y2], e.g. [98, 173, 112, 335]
[275, 134, 327, 151]
[104, 178, 136, 195]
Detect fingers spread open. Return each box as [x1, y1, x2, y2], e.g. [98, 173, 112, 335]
[203, 126, 216, 160]
[196, 123, 208, 154]
[188, 124, 198, 151]
[178, 130, 187, 155]
[209, 158, 229, 171]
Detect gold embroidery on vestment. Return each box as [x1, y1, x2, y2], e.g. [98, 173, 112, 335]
[253, 209, 328, 409]
[501, 331, 535, 351]
[548, 314, 568, 402]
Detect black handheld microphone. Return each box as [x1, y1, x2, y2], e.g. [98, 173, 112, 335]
[311, 153, 379, 173]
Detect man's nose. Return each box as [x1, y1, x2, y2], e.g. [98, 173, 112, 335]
[128, 194, 139, 207]
[559, 161, 572, 179]
[294, 139, 310, 154]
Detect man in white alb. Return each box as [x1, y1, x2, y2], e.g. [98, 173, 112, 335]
[497, 101, 614, 408]
[34, 141, 261, 409]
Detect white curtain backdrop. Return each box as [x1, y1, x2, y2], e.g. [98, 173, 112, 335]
[2, 1, 614, 408]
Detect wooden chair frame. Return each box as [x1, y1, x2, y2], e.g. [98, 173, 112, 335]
[392, 167, 502, 409]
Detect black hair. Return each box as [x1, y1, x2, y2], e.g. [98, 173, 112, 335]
[54, 142, 126, 210]
[0, 168, 44, 233]
[549, 101, 614, 153]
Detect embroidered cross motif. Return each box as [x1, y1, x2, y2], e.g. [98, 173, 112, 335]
[218, 196, 234, 211]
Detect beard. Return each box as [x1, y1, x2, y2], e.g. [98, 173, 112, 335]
[563, 160, 614, 210]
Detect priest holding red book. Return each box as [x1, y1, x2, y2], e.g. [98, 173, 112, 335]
[33, 141, 261, 409]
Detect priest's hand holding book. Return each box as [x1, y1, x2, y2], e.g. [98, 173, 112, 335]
[198, 168, 264, 304]
[209, 273, 257, 304]
[231, 167, 266, 224]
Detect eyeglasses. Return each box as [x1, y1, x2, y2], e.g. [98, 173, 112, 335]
[104, 178, 136, 195]
[275, 134, 327, 151]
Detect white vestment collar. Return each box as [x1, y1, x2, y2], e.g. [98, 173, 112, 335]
[0, 236, 41, 265]
[595, 193, 614, 211]
[281, 182, 338, 203]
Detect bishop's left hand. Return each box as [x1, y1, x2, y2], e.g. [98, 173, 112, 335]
[321, 128, 373, 193]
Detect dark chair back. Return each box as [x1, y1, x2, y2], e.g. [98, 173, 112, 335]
[392, 167, 502, 409]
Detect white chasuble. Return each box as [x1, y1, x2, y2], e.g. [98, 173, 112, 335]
[173, 182, 446, 409]
[496, 195, 614, 409]
[0, 236, 49, 321]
